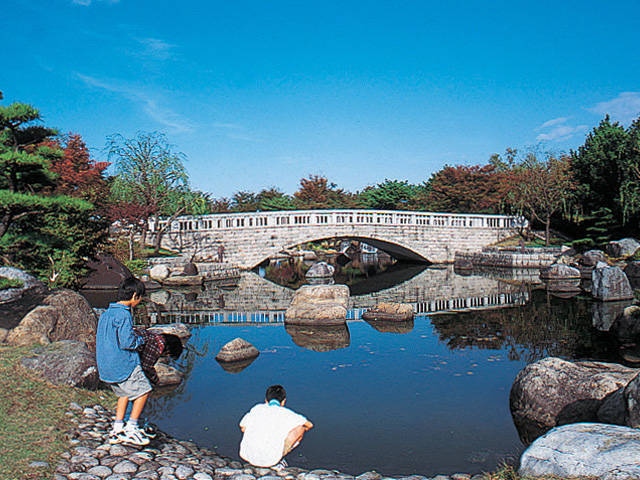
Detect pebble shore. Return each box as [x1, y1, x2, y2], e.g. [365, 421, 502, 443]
[49, 403, 488, 480]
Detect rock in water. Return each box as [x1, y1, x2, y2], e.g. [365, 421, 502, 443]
[285, 284, 349, 325]
[509, 357, 637, 444]
[361, 302, 414, 322]
[519, 422, 640, 479]
[592, 264, 634, 301]
[215, 338, 259, 363]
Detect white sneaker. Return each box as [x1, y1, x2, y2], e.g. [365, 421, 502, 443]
[114, 424, 150, 446]
[272, 459, 288, 471]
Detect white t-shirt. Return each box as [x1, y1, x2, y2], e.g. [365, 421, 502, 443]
[239, 402, 309, 467]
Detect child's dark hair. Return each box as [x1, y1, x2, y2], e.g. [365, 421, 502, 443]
[162, 334, 184, 359]
[117, 277, 146, 301]
[265, 384, 286, 403]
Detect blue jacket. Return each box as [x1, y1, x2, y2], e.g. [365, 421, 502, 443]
[96, 302, 145, 384]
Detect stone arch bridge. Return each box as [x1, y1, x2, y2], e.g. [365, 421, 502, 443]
[149, 209, 524, 269]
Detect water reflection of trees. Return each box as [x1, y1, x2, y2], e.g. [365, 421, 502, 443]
[430, 289, 616, 363]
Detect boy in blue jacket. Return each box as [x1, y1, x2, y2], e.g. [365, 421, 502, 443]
[96, 277, 151, 446]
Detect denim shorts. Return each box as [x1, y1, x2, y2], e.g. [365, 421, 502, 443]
[110, 365, 152, 400]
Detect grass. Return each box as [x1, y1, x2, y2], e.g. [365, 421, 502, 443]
[0, 277, 24, 290]
[0, 345, 113, 480]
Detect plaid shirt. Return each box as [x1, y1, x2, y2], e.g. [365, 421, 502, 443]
[135, 328, 166, 385]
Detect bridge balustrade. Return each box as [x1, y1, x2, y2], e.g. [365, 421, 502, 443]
[147, 291, 529, 326]
[158, 209, 523, 234]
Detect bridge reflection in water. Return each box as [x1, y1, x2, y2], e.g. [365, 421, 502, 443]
[144, 266, 531, 326]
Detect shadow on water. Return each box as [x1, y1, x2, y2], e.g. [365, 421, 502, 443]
[84, 264, 634, 477]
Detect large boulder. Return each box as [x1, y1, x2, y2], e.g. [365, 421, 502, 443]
[147, 323, 191, 342]
[0, 267, 46, 304]
[285, 284, 349, 326]
[362, 302, 414, 322]
[149, 264, 170, 281]
[305, 261, 335, 282]
[155, 361, 184, 387]
[591, 263, 634, 301]
[606, 238, 640, 259]
[518, 422, 640, 480]
[579, 249, 608, 268]
[82, 254, 133, 290]
[20, 340, 100, 389]
[215, 337, 259, 363]
[6, 289, 98, 348]
[509, 357, 638, 444]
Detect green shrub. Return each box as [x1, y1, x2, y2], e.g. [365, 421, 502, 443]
[124, 259, 148, 276]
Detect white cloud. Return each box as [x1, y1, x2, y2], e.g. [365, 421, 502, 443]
[72, 0, 119, 5]
[535, 117, 588, 142]
[76, 73, 193, 133]
[589, 92, 640, 125]
[135, 37, 176, 60]
[537, 117, 570, 129]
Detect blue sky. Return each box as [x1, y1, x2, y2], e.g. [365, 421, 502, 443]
[3, 0, 640, 198]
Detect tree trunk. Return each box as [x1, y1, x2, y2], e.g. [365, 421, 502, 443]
[128, 228, 135, 261]
[545, 215, 551, 246]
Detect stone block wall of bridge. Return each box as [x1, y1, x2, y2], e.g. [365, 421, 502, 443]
[148, 210, 523, 269]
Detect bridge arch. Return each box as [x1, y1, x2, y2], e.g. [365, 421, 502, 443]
[150, 209, 524, 269]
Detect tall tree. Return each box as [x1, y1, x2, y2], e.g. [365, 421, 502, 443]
[48, 133, 110, 206]
[511, 152, 576, 245]
[570, 115, 629, 225]
[293, 174, 358, 209]
[358, 179, 420, 210]
[0, 98, 101, 285]
[620, 117, 640, 226]
[421, 164, 509, 214]
[107, 131, 191, 254]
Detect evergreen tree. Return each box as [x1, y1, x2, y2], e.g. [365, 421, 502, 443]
[0, 98, 103, 285]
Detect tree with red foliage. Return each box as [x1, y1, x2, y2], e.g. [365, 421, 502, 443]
[47, 133, 110, 206]
[421, 164, 510, 214]
[293, 174, 358, 209]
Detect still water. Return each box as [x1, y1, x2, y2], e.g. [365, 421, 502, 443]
[127, 265, 625, 477]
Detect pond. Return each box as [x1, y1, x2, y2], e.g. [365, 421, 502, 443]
[93, 265, 628, 477]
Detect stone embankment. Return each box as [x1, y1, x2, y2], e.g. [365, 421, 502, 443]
[51, 403, 485, 480]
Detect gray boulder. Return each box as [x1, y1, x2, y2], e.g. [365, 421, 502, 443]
[0, 267, 46, 304]
[285, 284, 349, 326]
[150, 264, 170, 281]
[305, 261, 335, 279]
[606, 238, 640, 259]
[155, 361, 184, 387]
[509, 357, 638, 444]
[147, 323, 191, 342]
[591, 263, 634, 301]
[580, 249, 608, 268]
[519, 422, 640, 480]
[21, 340, 100, 389]
[215, 337, 259, 363]
[6, 289, 98, 347]
[625, 260, 640, 277]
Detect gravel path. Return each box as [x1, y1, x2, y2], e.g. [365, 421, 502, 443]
[45, 403, 486, 480]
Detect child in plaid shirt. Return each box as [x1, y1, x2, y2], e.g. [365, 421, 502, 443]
[135, 328, 184, 385]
